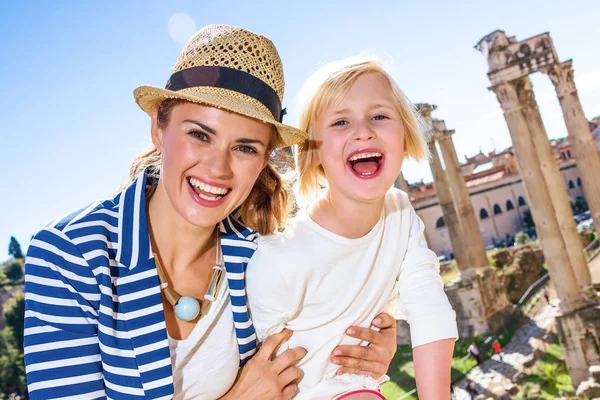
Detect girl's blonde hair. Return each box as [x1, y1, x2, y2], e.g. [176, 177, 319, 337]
[296, 55, 428, 201]
[129, 98, 292, 235]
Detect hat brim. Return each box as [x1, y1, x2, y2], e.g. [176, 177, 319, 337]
[133, 85, 306, 148]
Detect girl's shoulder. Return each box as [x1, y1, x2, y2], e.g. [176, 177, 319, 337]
[384, 187, 414, 215]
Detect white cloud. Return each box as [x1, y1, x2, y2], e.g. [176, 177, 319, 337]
[168, 13, 197, 44]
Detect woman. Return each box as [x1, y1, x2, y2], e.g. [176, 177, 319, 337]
[23, 25, 397, 399]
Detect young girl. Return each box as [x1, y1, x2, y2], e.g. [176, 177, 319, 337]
[246, 56, 458, 399]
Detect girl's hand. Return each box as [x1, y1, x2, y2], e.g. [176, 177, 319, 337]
[331, 312, 397, 379]
[221, 329, 307, 400]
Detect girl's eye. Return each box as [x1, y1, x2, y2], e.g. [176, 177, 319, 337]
[237, 145, 257, 155]
[189, 130, 210, 141]
[372, 115, 388, 121]
[332, 120, 348, 126]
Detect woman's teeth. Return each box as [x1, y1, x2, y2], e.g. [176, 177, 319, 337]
[348, 152, 382, 162]
[189, 177, 229, 201]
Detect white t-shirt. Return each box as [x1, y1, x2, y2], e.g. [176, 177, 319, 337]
[168, 279, 239, 400]
[246, 188, 458, 400]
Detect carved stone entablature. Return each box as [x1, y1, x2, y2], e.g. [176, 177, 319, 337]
[490, 81, 521, 112]
[476, 31, 559, 85]
[543, 60, 577, 98]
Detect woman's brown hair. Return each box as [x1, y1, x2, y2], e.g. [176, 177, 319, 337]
[129, 99, 292, 235]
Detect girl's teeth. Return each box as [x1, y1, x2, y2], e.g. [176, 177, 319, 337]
[349, 152, 382, 162]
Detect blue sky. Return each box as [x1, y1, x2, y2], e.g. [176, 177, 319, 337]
[2, 0, 599, 253]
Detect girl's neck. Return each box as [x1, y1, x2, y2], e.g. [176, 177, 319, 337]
[147, 180, 216, 273]
[308, 189, 385, 239]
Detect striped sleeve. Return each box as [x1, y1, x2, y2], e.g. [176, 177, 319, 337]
[24, 227, 106, 399]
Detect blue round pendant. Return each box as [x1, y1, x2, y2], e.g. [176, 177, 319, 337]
[174, 296, 200, 322]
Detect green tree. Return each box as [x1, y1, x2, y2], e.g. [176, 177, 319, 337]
[8, 237, 23, 259]
[0, 328, 26, 394]
[3, 291, 25, 351]
[3, 259, 24, 283]
[515, 231, 529, 245]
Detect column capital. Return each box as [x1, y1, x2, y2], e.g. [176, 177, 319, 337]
[490, 80, 521, 113]
[543, 60, 577, 98]
[415, 103, 437, 120]
[436, 129, 456, 142]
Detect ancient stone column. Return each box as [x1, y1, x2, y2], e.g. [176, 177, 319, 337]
[394, 172, 410, 194]
[428, 140, 469, 271]
[436, 127, 490, 268]
[491, 77, 587, 312]
[544, 60, 600, 236]
[516, 76, 594, 296]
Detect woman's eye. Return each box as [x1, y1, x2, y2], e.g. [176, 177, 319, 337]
[332, 120, 348, 126]
[372, 115, 388, 121]
[237, 145, 257, 154]
[189, 130, 209, 141]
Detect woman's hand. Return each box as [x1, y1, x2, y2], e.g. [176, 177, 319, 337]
[330, 312, 397, 379]
[221, 329, 307, 400]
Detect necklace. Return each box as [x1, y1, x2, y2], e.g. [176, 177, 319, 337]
[153, 228, 225, 322]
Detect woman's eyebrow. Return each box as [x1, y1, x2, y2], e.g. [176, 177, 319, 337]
[236, 138, 267, 147]
[183, 119, 216, 134]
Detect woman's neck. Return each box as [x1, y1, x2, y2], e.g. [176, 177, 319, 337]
[147, 181, 216, 273]
[308, 189, 385, 239]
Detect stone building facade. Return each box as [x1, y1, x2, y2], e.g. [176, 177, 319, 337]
[408, 133, 600, 259]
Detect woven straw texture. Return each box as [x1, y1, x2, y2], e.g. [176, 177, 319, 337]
[134, 25, 306, 147]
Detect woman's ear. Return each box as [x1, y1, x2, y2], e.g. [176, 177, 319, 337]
[150, 109, 164, 151]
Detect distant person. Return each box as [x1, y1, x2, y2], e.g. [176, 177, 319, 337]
[465, 379, 478, 400]
[468, 342, 482, 364]
[492, 339, 503, 361]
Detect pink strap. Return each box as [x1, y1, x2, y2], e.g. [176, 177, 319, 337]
[333, 388, 386, 400]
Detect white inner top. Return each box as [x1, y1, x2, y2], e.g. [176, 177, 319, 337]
[246, 188, 458, 400]
[168, 279, 239, 400]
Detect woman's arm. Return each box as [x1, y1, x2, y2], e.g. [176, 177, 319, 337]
[331, 312, 397, 379]
[413, 338, 454, 399]
[220, 329, 306, 400]
[24, 228, 104, 399]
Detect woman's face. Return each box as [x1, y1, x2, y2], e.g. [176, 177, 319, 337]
[152, 102, 272, 229]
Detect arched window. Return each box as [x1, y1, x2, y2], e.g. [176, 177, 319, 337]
[436, 217, 445, 229]
[493, 204, 502, 215]
[569, 180, 575, 189]
[577, 177, 582, 187]
[506, 200, 515, 210]
[518, 196, 527, 207]
[480, 208, 490, 219]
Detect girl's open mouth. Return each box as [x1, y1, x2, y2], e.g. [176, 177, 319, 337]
[347, 151, 384, 179]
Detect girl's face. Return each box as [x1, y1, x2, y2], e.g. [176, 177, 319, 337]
[314, 72, 405, 204]
[152, 102, 272, 229]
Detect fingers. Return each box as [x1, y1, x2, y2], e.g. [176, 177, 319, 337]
[331, 355, 383, 377]
[281, 383, 299, 399]
[256, 329, 292, 361]
[371, 312, 395, 330]
[345, 326, 380, 344]
[332, 345, 376, 361]
[272, 346, 307, 373]
[278, 365, 303, 388]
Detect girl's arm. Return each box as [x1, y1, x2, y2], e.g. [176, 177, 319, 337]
[413, 338, 455, 400]
[24, 228, 104, 399]
[331, 312, 397, 379]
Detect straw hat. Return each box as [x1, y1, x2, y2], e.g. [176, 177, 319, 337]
[134, 24, 306, 147]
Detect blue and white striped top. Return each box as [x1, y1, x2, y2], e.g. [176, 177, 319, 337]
[24, 169, 258, 399]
